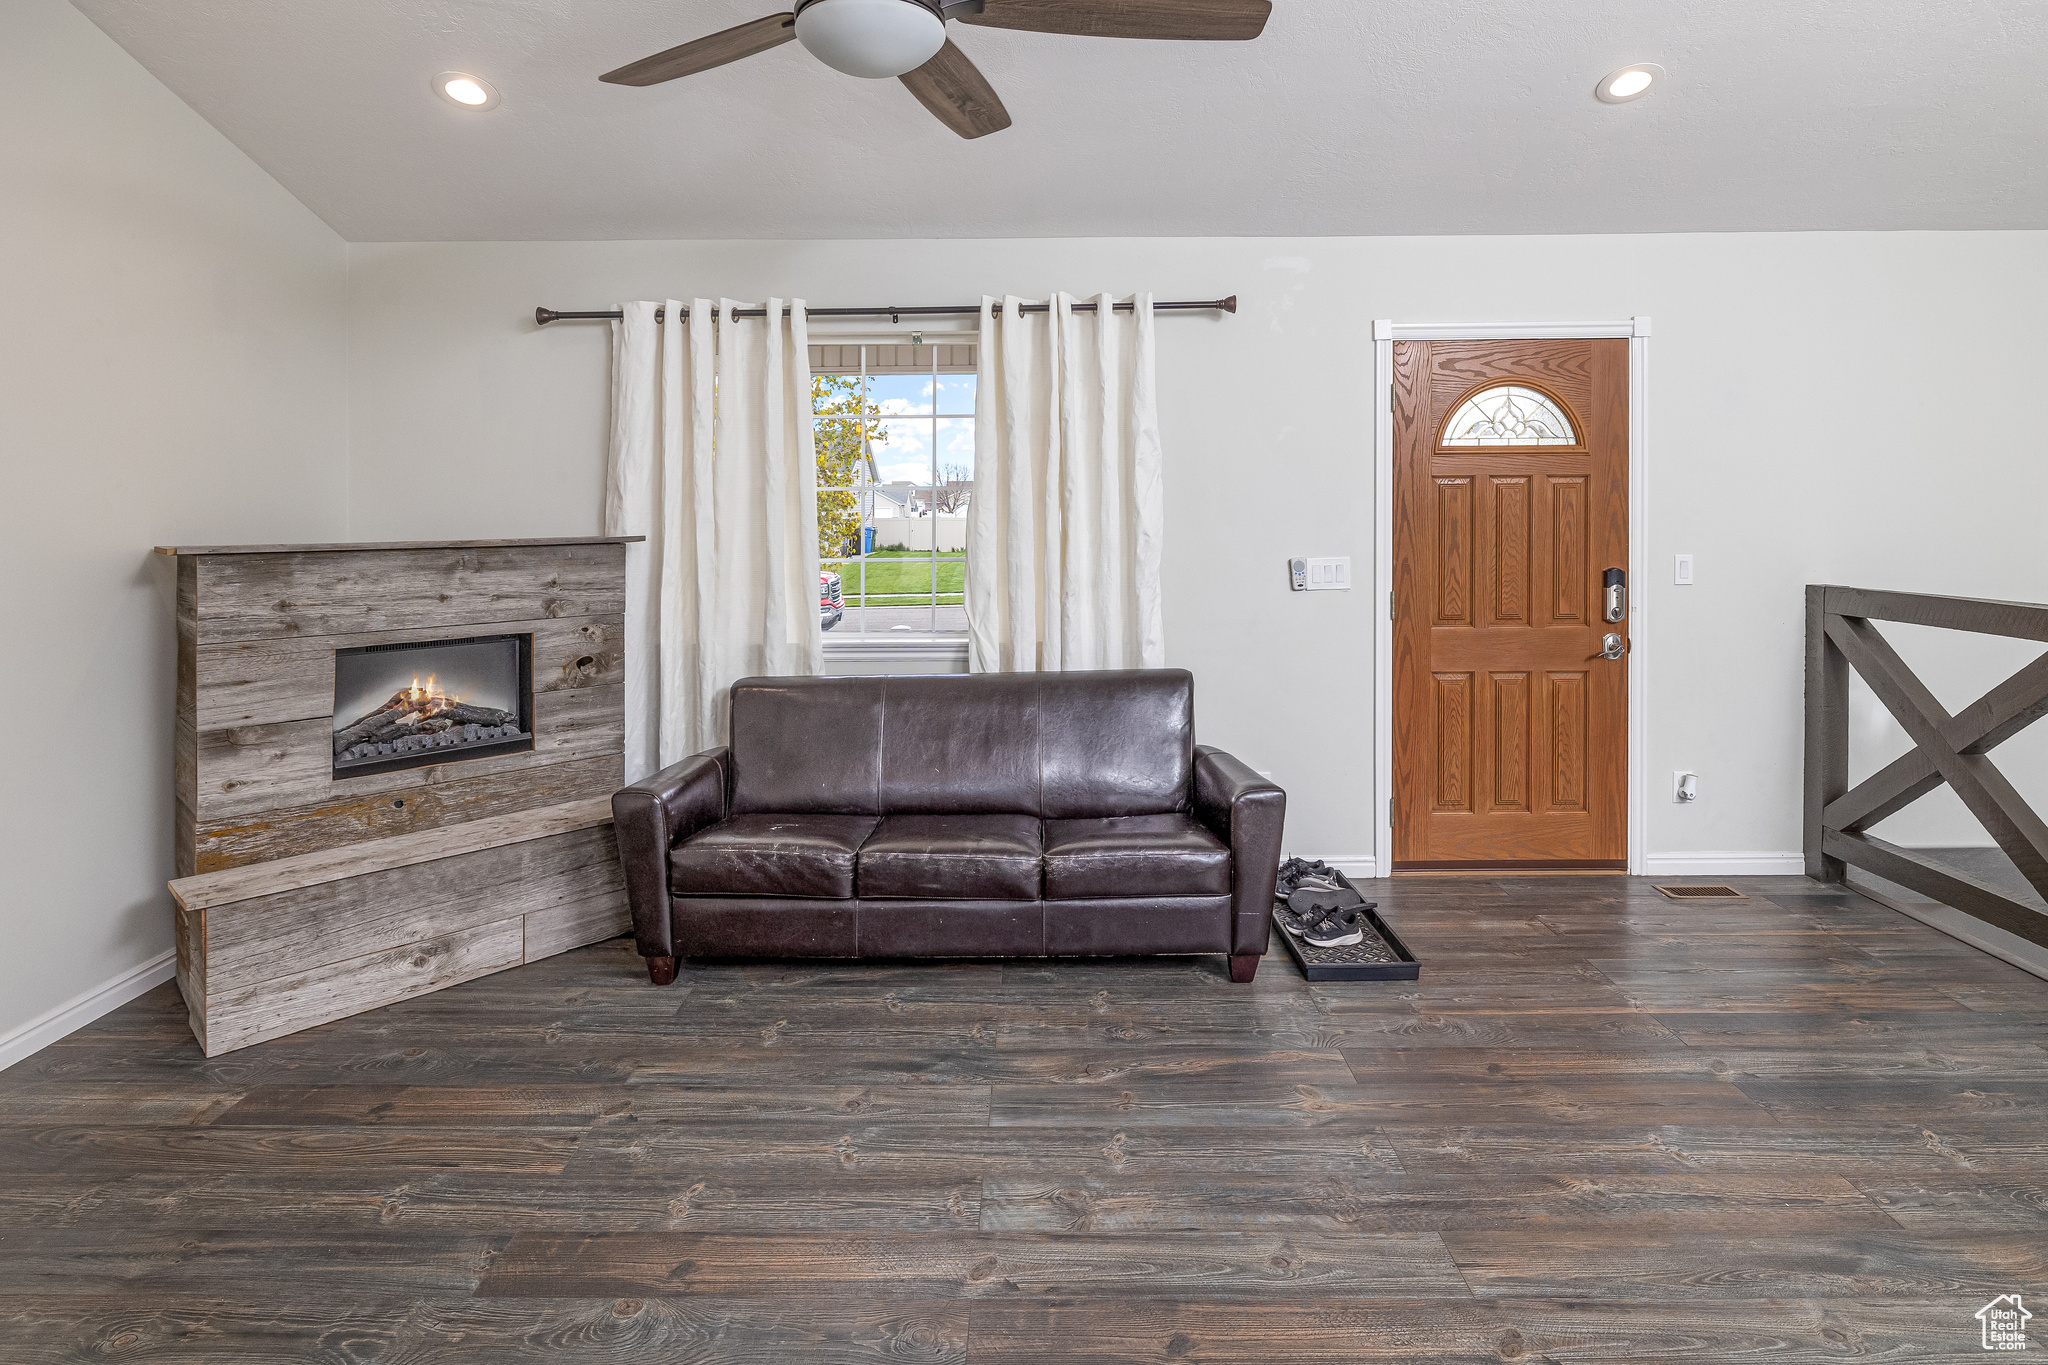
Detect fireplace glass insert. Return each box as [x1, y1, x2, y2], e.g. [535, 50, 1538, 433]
[333, 633, 534, 778]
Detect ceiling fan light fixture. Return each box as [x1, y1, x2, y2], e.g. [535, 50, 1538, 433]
[1596, 62, 1664, 105]
[794, 0, 946, 79]
[433, 71, 500, 109]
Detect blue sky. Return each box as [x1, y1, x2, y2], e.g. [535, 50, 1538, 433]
[831, 374, 978, 485]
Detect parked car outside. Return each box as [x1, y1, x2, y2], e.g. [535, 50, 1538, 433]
[820, 570, 843, 630]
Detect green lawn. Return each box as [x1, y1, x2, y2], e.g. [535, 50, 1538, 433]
[826, 553, 964, 606]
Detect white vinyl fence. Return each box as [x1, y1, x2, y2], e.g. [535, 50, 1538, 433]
[870, 515, 967, 553]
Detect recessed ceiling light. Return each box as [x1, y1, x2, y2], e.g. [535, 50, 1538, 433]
[434, 71, 500, 110]
[1596, 63, 1664, 104]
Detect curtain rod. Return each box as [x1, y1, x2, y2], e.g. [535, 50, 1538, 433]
[534, 296, 1235, 327]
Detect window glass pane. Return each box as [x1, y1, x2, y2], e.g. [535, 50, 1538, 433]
[935, 553, 965, 602]
[935, 374, 977, 415]
[856, 556, 937, 609]
[868, 374, 933, 416]
[872, 418, 934, 484]
[823, 557, 859, 597]
[1441, 384, 1577, 446]
[933, 552, 966, 634]
[811, 372, 867, 415]
[936, 417, 975, 486]
[818, 490, 865, 561]
[819, 558, 851, 633]
[814, 418, 866, 491]
[812, 343, 977, 641]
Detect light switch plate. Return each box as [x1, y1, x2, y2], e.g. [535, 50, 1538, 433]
[1303, 557, 1352, 591]
[1674, 554, 1694, 585]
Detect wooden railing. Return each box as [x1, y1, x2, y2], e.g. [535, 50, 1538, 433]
[1806, 585, 2048, 949]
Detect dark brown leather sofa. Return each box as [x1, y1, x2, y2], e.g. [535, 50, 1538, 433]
[611, 669, 1286, 983]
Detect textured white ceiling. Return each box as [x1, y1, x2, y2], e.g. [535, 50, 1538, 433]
[72, 0, 2048, 242]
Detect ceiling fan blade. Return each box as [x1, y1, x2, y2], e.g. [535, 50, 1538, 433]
[958, 0, 1270, 40]
[899, 39, 1012, 140]
[600, 13, 797, 86]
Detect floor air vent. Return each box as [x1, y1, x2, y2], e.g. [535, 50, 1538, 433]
[1654, 884, 1746, 900]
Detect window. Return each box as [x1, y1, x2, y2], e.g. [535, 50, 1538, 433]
[812, 341, 976, 637]
[1440, 384, 1578, 447]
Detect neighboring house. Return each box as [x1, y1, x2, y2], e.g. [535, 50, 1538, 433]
[870, 480, 971, 519]
[869, 483, 916, 519]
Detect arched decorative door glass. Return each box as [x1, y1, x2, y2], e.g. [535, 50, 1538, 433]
[1441, 384, 1578, 447]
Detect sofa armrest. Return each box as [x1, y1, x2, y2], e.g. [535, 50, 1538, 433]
[1193, 745, 1287, 960]
[611, 748, 729, 958]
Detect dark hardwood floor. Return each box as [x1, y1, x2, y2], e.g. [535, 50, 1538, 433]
[3, 875, 2046, 1361]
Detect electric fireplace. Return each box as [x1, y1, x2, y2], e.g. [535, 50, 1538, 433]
[332, 633, 534, 778]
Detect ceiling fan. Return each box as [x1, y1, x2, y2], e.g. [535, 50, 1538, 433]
[599, 0, 1273, 140]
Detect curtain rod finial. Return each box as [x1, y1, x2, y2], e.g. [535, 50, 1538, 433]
[535, 307, 559, 326]
[1220, 295, 1237, 314]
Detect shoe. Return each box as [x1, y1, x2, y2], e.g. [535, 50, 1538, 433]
[1275, 858, 1339, 896]
[1288, 886, 1364, 918]
[1300, 907, 1366, 948]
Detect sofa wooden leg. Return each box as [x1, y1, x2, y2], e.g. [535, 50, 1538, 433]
[1228, 953, 1260, 983]
[645, 955, 678, 986]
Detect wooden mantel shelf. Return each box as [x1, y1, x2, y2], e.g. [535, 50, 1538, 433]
[170, 796, 615, 912]
[154, 536, 645, 556]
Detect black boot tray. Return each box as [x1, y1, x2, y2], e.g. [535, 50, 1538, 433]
[1273, 876, 1419, 981]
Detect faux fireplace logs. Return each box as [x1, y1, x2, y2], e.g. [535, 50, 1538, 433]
[331, 633, 535, 778]
[334, 676, 526, 764]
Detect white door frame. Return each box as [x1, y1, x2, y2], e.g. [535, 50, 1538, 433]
[1371, 318, 1652, 877]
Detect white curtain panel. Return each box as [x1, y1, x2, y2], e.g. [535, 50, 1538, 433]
[967, 293, 1166, 673]
[605, 298, 821, 780]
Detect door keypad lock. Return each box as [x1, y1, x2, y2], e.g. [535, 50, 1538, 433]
[1603, 567, 1627, 624]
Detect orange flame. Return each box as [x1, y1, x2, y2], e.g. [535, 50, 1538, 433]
[403, 674, 461, 712]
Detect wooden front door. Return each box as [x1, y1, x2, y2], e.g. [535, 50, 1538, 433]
[1392, 339, 1629, 870]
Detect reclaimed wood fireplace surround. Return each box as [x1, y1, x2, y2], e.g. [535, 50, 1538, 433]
[160, 538, 638, 1055]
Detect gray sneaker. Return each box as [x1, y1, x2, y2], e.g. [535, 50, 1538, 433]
[1300, 907, 1366, 949]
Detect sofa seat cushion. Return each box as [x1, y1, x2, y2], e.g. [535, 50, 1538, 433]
[671, 814, 877, 899]
[1042, 814, 1231, 900]
[857, 814, 1044, 901]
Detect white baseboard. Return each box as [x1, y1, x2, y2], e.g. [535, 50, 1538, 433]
[1642, 852, 1805, 877]
[0, 948, 177, 1073]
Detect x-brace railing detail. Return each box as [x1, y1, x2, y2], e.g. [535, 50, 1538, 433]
[1806, 585, 2048, 948]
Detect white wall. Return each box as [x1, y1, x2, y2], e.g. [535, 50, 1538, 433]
[0, 0, 349, 1054]
[344, 233, 2048, 868]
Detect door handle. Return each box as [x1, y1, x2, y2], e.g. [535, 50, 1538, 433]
[1598, 632, 1627, 661]
[1603, 568, 1627, 624]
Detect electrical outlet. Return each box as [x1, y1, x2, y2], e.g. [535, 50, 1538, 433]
[1674, 554, 1694, 585]
[1302, 556, 1351, 591]
[1674, 770, 1699, 803]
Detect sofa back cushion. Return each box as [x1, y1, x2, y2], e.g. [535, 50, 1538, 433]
[1037, 670, 1195, 818]
[877, 674, 1043, 814]
[727, 670, 1193, 818]
[729, 677, 885, 815]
